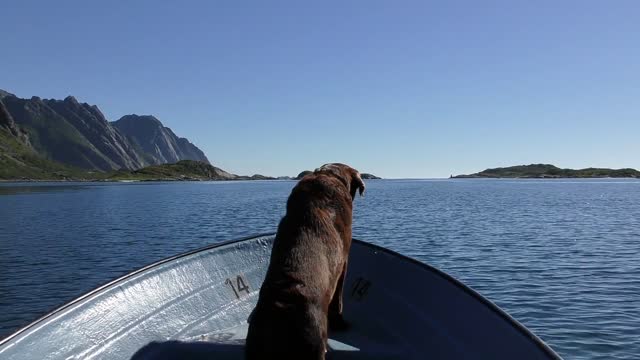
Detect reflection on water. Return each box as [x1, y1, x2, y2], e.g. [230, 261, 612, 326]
[1, 179, 639, 359]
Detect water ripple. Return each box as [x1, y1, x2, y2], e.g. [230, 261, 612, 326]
[1, 179, 640, 359]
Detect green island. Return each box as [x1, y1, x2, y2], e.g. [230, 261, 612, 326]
[453, 164, 640, 179]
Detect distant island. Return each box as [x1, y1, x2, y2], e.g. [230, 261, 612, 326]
[453, 164, 640, 179]
[295, 170, 381, 180]
[361, 173, 382, 180]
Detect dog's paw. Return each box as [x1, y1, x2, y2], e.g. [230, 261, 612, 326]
[328, 314, 351, 332]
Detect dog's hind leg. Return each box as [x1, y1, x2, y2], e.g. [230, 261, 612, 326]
[328, 261, 350, 331]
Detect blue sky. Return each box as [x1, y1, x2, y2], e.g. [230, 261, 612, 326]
[2, 1, 639, 178]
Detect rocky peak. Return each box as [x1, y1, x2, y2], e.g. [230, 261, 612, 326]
[115, 115, 164, 131]
[113, 114, 210, 165]
[0, 89, 16, 99]
[64, 95, 79, 105]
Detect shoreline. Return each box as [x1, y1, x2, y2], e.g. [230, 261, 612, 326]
[0, 178, 295, 183]
[2, 177, 639, 184]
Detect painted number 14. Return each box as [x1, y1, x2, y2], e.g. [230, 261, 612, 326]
[225, 275, 251, 299]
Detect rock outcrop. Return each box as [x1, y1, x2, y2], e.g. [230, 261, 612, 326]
[0, 98, 29, 144]
[112, 115, 209, 166]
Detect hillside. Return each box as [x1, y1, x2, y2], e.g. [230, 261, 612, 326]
[453, 164, 640, 178]
[0, 127, 84, 180]
[0, 98, 93, 180]
[0, 89, 209, 173]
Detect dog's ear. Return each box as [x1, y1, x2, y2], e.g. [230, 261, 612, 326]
[350, 170, 365, 199]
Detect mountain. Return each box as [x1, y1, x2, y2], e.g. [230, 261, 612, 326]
[0, 89, 209, 172]
[2, 94, 146, 171]
[453, 164, 640, 178]
[112, 115, 209, 166]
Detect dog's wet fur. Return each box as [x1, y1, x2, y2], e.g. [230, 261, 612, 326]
[245, 163, 365, 360]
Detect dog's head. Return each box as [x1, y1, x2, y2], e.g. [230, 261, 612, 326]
[315, 163, 365, 199]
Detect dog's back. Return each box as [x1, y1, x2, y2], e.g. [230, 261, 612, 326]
[246, 164, 364, 359]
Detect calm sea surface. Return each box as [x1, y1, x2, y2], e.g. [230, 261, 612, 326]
[1, 179, 639, 359]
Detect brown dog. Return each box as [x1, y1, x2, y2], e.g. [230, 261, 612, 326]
[245, 163, 365, 360]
